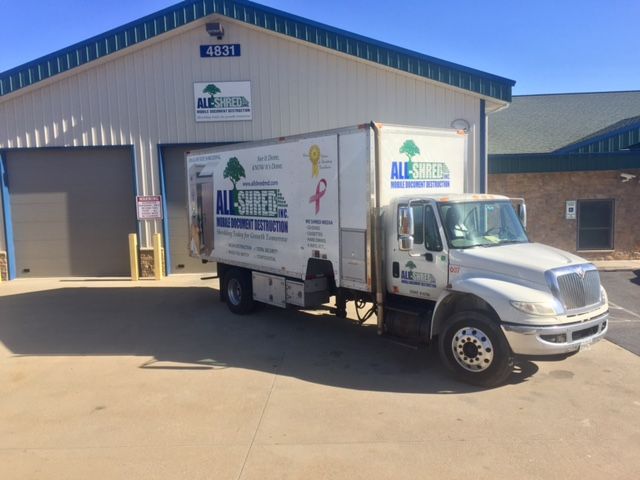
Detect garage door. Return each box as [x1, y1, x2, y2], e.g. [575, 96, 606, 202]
[6, 148, 136, 277]
[162, 144, 219, 274]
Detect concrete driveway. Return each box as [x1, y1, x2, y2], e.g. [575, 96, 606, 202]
[1, 276, 639, 479]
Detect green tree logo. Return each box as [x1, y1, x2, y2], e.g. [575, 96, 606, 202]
[203, 84, 221, 98]
[399, 139, 420, 179]
[405, 261, 417, 271]
[223, 157, 245, 191]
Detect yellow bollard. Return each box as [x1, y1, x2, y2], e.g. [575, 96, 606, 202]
[128, 233, 139, 281]
[153, 233, 163, 280]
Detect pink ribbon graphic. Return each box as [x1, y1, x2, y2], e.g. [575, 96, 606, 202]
[309, 179, 327, 214]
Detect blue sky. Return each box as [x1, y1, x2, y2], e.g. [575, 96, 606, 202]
[0, 0, 638, 95]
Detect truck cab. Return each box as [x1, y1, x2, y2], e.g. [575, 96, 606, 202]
[386, 194, 609, 386]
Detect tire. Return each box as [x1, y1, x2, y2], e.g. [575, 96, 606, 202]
[223, 268, 255, 315]
[438, 311, 514, 387]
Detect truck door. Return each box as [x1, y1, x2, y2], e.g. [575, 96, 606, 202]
[388, 201, 448, 301]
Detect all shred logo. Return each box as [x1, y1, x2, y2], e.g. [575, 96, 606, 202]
[390, 139, 451, 189]
[216, 157, 289, 233]
[197, 83, 250, 109]
[401, 261, 437, 288]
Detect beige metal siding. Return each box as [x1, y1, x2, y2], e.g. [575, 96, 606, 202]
[0, 17, 483, 247]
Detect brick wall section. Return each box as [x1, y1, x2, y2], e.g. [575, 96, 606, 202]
[0, 251, 7, 281]
[489, 169, 640, 260]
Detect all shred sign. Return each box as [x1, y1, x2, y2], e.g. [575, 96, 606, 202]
[194, 81, 252, 122]
[390, 139, 451, 189]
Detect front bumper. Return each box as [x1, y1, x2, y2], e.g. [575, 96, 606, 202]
[501, 311, 608, 356]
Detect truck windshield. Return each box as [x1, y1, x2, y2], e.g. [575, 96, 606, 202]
[437, 201, 528, 249]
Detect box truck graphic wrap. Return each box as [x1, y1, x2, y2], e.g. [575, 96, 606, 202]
[187, 134, 340, 279]
[380, 126, 465, 202]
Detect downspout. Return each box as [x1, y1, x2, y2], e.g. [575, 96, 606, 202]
[370, 122, 385, 335]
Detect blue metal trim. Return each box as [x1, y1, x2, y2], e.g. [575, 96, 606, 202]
[479, 99, 487, 192]
[0, 152, 16, 279]
[555, 121, 640, 154]
[489, 151, 640, 174]
[157, 146, 172, 275]
[0, 0, 514, 101]
[130, 146, 142, 251]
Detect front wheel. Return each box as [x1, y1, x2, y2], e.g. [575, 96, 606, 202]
[223, 268, 255, 314]
[438, 311, 514, 387]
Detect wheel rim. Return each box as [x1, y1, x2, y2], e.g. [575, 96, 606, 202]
[227, 277, 242, 306]
[451, 326, 494, 372]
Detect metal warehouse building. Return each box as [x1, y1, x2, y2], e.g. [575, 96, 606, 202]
[0, 0, 514, 280]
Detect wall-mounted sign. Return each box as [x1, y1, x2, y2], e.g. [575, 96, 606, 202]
[566, 200, 577, 220]
[194, 81, 252, 122]
[200, 44, 241, 57]
[137, 195, 163, 220]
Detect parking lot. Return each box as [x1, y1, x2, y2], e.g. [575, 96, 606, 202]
[1, 274, 639, 479]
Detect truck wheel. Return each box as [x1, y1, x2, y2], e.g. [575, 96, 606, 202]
[438, 311, 513, 387]
[223, 269, 255, 314]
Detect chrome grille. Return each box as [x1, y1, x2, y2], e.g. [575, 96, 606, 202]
[555, 269, 601, 310]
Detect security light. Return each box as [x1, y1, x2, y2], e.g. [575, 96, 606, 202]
[451, 118, 470, 132]
[206, 22, 224, 39]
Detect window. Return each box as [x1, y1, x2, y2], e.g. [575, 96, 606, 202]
[577, 199, 614, 250]
[424, 205, 443, 251]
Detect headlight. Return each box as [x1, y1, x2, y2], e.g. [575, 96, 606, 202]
[510, 301, 558, 316]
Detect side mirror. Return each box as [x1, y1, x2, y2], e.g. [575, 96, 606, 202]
[517, 203, 527, 229]
[398, 206, 414, 236]
[399, 235, 414, 252]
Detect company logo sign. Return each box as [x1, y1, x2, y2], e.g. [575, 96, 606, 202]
[401, 261, 437, 288]
[390, 139, 451, 189]
[216, 158, 289, 233]
[194, 81, 252, 122]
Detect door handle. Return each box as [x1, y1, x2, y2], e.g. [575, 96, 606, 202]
[425, 253, 433, 262]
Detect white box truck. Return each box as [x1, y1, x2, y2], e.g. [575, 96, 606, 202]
[186, 123, 609, 386]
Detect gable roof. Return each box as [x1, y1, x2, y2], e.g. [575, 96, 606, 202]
[0, 0, 514, 102]
[489, 91, 640, 154]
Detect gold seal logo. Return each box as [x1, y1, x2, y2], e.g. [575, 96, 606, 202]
[309, 145, 321, 177]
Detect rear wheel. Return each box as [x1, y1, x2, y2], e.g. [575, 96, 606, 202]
[223, 268, 255, 314]
[439, 311, 513, 387]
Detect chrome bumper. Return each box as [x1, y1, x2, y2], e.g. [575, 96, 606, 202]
[501, 312, 608, 356]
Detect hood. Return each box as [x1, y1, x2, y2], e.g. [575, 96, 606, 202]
[451, 242, 588, 286]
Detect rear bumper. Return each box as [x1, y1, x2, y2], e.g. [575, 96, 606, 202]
[501, 312, 608, 356]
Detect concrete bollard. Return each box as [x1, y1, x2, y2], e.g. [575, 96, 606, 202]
[129, 233, 139, 281]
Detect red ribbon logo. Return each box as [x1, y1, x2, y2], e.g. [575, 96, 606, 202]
[309, 179, 327, 214]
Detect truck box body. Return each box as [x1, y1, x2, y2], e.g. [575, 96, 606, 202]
[186, 123, 467, 292]
[185, 122, 609, 388]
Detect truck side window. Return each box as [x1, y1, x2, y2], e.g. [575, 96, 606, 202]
[424, 205, 443, 251]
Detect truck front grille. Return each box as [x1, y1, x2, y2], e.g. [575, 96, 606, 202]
[553, 267, 601, 311]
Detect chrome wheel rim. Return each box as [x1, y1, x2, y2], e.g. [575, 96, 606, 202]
[227, 278, 242, 305]
[451, 327, 494, 372]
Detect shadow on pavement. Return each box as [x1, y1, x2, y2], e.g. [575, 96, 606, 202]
[0, 287, 538, 394]
[631, 270, 640, 286]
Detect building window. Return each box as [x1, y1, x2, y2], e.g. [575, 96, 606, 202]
[577, 199, 614, 250]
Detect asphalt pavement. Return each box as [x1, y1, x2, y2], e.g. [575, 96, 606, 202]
[600, 270, 640, 355]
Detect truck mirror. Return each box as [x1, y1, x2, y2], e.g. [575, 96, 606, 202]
[517, 203, 527, 229]
[399, 235, 414, 252]
[398, 206, 414, 236]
